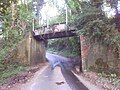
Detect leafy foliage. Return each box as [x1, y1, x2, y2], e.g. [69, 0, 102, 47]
[73, 1, 119, 49]
[49, 15, 66, 24]
[1, 1, 35, 46]
[48, 37, 80, 58]
[0, 0, 34, 84]
[0, 0, 15, 16]
[65, 0, 81, 14]
[0, 64, 26, 84]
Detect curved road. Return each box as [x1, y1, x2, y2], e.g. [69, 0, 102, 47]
[21, 53, 88, 90]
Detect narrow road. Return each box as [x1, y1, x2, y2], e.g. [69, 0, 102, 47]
[21, 53, 88, 90]
[21, 66, 71, 90]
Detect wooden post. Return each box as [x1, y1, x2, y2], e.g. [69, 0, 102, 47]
[47, 15, 49, 28]
[65, 4, 68, 30]
[66, 4, 68, 25]
[32, 19, 34, 31]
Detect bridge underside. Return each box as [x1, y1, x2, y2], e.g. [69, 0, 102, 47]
[33, 29, 77, 41]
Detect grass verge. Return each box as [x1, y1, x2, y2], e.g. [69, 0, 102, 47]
[0, 64, 27, 84]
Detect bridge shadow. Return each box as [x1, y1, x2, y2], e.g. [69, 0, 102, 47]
[60, 64, 88, 90]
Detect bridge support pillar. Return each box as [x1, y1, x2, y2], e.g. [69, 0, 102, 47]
[3, 32, 46, 65]
[80, 35, 89, 71]
[29, 32, 46, 65]
[80, 35, 120, 73]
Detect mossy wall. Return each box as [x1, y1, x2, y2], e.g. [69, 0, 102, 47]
[4, 32, 46, 65]
[80, 35, 120, 74]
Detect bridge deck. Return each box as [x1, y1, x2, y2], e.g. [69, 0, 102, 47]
[32, 22, 77, 40]
[33, 29, 77, 41]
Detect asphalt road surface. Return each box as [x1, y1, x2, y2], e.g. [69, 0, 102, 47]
[21, 53, 88, 90]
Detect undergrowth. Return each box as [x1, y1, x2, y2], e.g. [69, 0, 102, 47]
[0, 46, 27, 85]
[0, 64, 26, 84]
[97, 72, 120, 85]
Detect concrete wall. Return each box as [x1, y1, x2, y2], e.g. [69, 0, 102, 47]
[80, 35, 120, 74]
[4, 32, 46, 65]
[30, 34, 46, 65]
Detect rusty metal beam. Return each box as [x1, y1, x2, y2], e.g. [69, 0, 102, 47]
[33, 29, 77, 41]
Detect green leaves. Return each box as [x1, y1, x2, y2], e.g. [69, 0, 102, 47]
[0, 0, 17, 16]
[65, 0, 80, 14]
[48, 36, 80, 57]
[73, 1, 120, 48]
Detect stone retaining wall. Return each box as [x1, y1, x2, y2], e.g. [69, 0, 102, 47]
[4, 32, 46, 65]
[80, 35, 120, 74]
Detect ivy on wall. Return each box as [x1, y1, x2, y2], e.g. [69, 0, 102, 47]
[72, 1, 120, 58]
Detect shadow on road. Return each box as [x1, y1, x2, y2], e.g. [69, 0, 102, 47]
[46, 52, 88, 90]
[61, 63, 88, 90]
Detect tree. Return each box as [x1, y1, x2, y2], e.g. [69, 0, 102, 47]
[73, 0, 120, 71]
[1, 0, 35, 46]
[0, 0, 17, 16]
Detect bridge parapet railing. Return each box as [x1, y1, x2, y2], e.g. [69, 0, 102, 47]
[33, 22, 76, 36]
